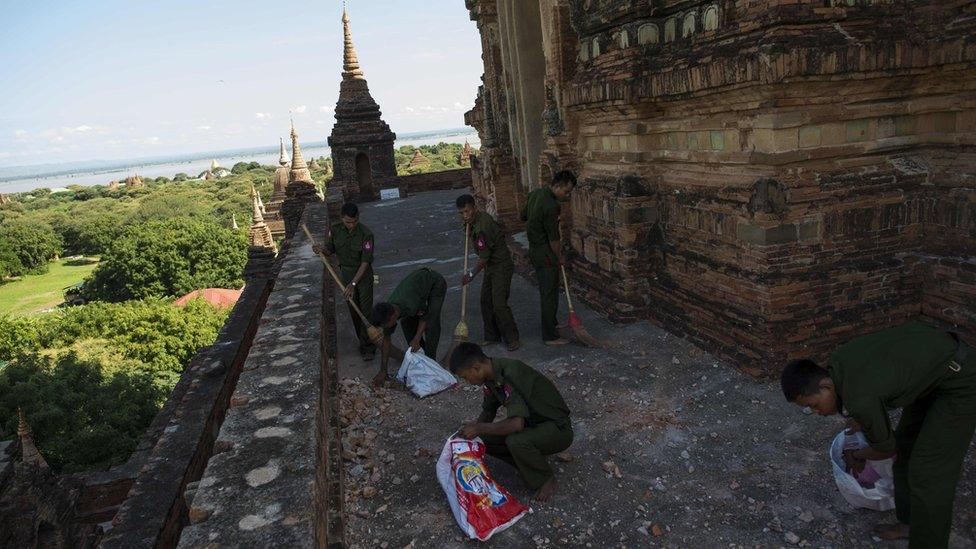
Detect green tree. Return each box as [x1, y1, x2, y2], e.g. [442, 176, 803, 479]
[62, 212, 125, 256]
[0, 238, 25, 278]
[231, 162, 250, 175]
[173, 172, 189, 182]
[0, 219, 63, 273]
[0, 316, 39, 360]
[83, 218, 247, 301]
[0, 351, 163, 471]
[0, 298, 228, 471]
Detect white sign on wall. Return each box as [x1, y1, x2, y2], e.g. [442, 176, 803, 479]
[380, 188, 401, 200]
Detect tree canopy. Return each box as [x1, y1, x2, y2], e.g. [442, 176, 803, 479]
[83, 218, 247, 302]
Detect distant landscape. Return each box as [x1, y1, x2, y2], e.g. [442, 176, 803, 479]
[0, 127, 479, 194]
[0, 139, 476, 471]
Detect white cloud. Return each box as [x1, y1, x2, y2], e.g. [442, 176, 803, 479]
[291, 105, 307, 114]
[403, 107, 416, 113]
[13, 129, 27, 137]
[453, 102, 465, 110]
[319, 105, 333, 113]
[255, 113, 272, 120]
[196, 125, 212, 131]
[74, 125, 93, 132]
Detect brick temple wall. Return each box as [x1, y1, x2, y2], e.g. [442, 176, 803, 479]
[399, 168, 473, 194]
[467, 0, 976, 372]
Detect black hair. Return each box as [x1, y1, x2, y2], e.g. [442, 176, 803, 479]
[552, 170, 577, 188]
[449, 342, 488, 374]
[455, 194, 476, 209]
[341, 202, 359, 218]
[370, 302, 396, 327]
[780, 359, 829, 402]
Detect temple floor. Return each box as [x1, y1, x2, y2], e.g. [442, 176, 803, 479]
[333, 189, 976, 549]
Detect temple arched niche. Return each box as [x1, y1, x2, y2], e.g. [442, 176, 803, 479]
[355, 153, 373, 196]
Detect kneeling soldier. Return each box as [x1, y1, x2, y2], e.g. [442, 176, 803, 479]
[370, 267, 447, 386]
[781, 321, 975, 548]
[450, 342, 573, 502]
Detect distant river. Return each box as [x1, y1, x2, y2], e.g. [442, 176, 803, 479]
[0, 130, 480, 194]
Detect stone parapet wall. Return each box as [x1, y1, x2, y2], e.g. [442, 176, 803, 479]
[399, 168, 473, 195]
[177, 203, 341, 547]
[101, 272, 274, 548]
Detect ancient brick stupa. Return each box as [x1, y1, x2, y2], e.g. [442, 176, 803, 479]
[328, 6, 397, 201]
[407, 149, 429, 169]
[248, 186, 276, 254]
[459, 140, 473, 166]
[17, 409, 48, 470]
[271, 137, 290, 204]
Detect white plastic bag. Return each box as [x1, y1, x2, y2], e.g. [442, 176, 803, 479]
[396, 348, 456, 398]
[436, 435, 530, 541]
[829, 430, 896, 511]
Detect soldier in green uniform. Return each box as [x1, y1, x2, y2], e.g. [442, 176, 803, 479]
[522, 171, 576, 346]
[450, 342, 573, 502]
[456, 194, 521, 351]
[781, 321, 976, 547]
[370, 268, 447, 386]
[312, 202, 376, 361]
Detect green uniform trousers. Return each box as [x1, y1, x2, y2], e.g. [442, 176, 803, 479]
[399, 275, 446, 358]
[893, 351, 976, 548]
[534, 265, 560, 342]
[481, 421, 573, 489]
[481, 264, 519, 344]
[340, 267, 375, 355]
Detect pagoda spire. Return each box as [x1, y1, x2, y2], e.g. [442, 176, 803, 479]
[17, 409, 49, 469]
[342, 5, 365, 82]
[279, 137, 288, 166]
[289, 119, 313, 183]
[249, 186, 277, 253]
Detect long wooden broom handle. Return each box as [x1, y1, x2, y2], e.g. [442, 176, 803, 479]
[460, 224, 470, 318]
[560, 264, 576, 314]
[301, 223, 372, 326]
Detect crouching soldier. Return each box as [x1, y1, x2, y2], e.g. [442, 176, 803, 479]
[449, 342, 573, 502]
[370, 267, 447, 387]
[780, 321, 975, 548]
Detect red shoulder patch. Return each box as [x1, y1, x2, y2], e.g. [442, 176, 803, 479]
[482, 386, 491, 396]
[363, 239, 373, 252]
[475, 235, 487, 251]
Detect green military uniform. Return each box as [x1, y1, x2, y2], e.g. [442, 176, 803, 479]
[828, 321, 976, 548]
[470, 211, 519, 345]
[522, 187, 561, 342]
[327, 221, 375, 355]
[479, 358, 573, 489]
[386, 268, 447, 358]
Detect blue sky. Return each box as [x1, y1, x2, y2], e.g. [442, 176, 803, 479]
[0, 0, 483, 167]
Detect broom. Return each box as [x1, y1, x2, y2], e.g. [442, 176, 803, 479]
[301, 224, 400, 358]
[440, 224, 470, 364]
[559, 264, 603, 347]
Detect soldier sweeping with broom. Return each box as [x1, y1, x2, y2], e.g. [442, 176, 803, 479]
[456, 194, 521, 352]
[311, 202, 376, 361]
[522, 171, 575, 346]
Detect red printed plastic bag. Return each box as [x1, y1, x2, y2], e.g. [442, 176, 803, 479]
[436, 436, 531, 541]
